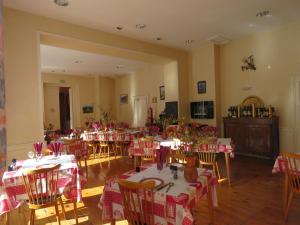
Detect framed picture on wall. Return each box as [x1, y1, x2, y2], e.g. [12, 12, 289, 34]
[120, 94, 128, 104]
[82, 105, 94, 114]
[197, 80, 206, 94]
[160, 86, 165, 100]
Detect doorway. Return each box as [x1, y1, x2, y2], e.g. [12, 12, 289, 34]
[133, 96, 148, 128]
[43, 84, 73, 131]
[295, 77, 300, 150]
[59, 87, 71, 131]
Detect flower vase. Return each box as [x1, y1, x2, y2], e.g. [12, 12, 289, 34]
[184, 156, 198, 182]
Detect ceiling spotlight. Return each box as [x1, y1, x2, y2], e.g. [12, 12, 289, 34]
[116, 26, 124, 30]
[156, 37, 162, 41]
[136, 24, 146, 29]
[185, 40, 195, 45]
[74, 60, 83, 64]
[54, 0, 69, 7]
[256, 10, 271, 18]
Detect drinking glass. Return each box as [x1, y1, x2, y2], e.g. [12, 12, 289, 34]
[27, 151, 34, 159]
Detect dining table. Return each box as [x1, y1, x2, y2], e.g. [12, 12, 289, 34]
[0, 154, 84, 215]
[129, 136, 235, 185]
[100, 163, 218, 225]
[272, 154, 300, 209]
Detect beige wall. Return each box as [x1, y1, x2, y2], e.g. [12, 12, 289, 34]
[43, 84, 60, 129]
[43, 73, 116, 128]
[189, 43, 219, 126]
[3, 7, 188, 162]
[115, 63, 166, 125]
[219, 22, 300, 152]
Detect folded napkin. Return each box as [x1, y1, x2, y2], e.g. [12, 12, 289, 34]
[33, 142, 43, 156]
[156, 146, 170, 170]
[49, 142, 62, 156]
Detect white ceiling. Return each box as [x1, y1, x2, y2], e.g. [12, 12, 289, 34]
[40, 44, 146, 76]
[4, 0, 300, 50]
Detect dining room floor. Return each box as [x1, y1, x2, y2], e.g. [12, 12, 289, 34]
[2, 155, 300, 225]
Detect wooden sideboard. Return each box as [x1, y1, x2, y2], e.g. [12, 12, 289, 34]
[223, 117, 279, 160]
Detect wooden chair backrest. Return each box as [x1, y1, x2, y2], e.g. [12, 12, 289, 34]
[63, 139, 87, 158]
[138, 137, 155, 160]
[197, 144, 218, 164]
[22, 164, 60, 206]
[282, 152, 300, 193]
[118, 179, 155, 225]
[168, 153, 186, 164]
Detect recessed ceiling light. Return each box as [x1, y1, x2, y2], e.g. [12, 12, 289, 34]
[185, 40, 195, 45]
[136, 24, 146, 29]
[256, 10, 271, 18]
[54, 0, 69, 7]
[116, 26, 124, 31]
[208, 35, 231, 45]
[156, 37, 162, 41]
[74, 60, 83, 64]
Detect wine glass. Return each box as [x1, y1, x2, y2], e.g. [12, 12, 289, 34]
[27, 151, 35, 159]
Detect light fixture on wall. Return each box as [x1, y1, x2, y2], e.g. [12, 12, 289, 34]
[136, 24, 147, 29]
[54, 0, 69, 7]
[256, 10, 271, 18]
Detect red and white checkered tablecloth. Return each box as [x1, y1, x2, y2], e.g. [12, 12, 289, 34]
[272, 156, 286, 173]
[100, 164, 218, 225]
[129, 137, 235, 158]
[0, 155, 84, 215]
[272, 155, 300, 174]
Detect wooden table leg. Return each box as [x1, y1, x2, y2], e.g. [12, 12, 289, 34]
[224, 152, 231, 186]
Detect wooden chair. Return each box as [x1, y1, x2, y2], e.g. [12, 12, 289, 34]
[118, 179, 155, 225]
[282, 152, 300, 220]
[197, 144, 221, 181]
[22, 164, 65, 225]
[167, 153, 187, 165]
[98, 132, 115, 158]
[138, 137, 155, 165]
[114, 132, 126, 156]
[83, 132, 98, 159]
[64, 139, 89, 178]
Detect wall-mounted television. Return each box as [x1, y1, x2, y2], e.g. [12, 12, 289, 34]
[190, 101, 214, 119]
[165, 101, 178, 119]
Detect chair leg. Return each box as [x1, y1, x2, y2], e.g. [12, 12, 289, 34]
[30, 209, 35, 225]
[73, 200, 79, 225]
[54, 202, 61, 225]
[5, 212, 9, 225]
[84, 158, 88, 178]
[285, 190, 294, 221]
[58, 197, 66, 220]
[215, 162, 221, 181]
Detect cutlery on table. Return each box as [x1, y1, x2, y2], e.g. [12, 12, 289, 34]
[156, 182, 170, 191]
[166, 182, 174, 193]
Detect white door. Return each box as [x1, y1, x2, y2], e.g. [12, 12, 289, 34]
[133, 96, 148, 128]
